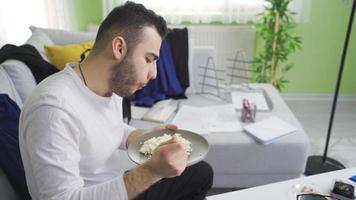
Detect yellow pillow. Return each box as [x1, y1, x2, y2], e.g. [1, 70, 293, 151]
[44, 40, 94, 70]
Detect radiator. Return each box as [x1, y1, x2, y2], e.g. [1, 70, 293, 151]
[184, 26, 256, 93]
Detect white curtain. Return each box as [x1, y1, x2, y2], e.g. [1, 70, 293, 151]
[102, 0, 310, 25]
[0, 0, 74, 47]
[45, 0, 75, 31]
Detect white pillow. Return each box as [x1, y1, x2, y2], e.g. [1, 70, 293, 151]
[30, 26, 97, 45]
[25, 27, 54, 61]
[0, 66, 23, 108]
[1, 59, 37, 103]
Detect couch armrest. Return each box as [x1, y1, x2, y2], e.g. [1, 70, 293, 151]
[1, 59, 37, 103]
[0, 65, 23, 108]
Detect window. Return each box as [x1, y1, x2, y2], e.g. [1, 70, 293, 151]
[102, 0, 310, 24]
[0, 0, 73, 47]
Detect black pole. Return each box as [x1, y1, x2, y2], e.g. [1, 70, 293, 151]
[323, 0, 356, 162]
[305, 0, 355, 175]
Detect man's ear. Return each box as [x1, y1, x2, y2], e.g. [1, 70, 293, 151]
[112, 36, 127, 61]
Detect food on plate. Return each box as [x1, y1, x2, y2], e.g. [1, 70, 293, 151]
[139, 133, 192, 158]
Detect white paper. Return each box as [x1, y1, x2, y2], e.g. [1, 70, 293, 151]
[208, 122, 242, 133]
[172, 105, 212, 134]
[202, 104, 242, 133]
[172, 104, 242, 135]
[232, 91, 269, 111]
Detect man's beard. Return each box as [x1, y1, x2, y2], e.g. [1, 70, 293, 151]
[110, 55, 139, 97]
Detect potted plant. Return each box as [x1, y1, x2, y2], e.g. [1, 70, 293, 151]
[253, 0, 302, 90]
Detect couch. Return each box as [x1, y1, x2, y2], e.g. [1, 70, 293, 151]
[0, 26, 310, 199]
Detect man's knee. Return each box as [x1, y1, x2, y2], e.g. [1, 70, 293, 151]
[189, 161, 214, 187]
[197, 161, 213, 179]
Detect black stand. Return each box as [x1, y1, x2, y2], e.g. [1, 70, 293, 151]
[305, 0, 356, 176]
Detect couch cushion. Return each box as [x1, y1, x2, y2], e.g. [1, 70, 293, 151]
[30, 26, 97, 45]
[0, 66, 22, 108]
[25, 28, 54, 61]
[44, 40, 94, 70]
[1, 60, 36, 103]
[0, 94, 31, 199]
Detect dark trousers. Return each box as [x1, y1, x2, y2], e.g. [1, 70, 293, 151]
[135, 161, 213, 200]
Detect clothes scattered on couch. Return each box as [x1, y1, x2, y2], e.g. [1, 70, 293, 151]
[166, 28, 190, 93]
[0, 44, 59, 83]
[0, 94, 31, 199]
[132, 28, 189, 107]
[132, 39, 184, 107]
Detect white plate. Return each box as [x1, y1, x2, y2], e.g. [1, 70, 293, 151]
[127, 129, 209, 166]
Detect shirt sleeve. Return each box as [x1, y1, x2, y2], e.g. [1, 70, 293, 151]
[119, 123, 136, 150]
[21, 105, 128, 200]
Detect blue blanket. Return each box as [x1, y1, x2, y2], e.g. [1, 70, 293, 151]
[0, 94, 31, 199]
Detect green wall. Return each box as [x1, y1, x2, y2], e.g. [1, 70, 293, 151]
[279, 0, 356, 94]
[72, 0, 356, 94]
[73, 0, 102, 32]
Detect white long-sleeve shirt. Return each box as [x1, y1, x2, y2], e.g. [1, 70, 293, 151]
[19, 63, 135, 200]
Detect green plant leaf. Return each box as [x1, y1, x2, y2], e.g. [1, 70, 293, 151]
[253, 0, 301, 89]
[282, 64, 293, 72]
[276, 77, 290, 90]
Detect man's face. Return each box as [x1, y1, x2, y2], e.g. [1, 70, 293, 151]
[110, 26, 162, 97]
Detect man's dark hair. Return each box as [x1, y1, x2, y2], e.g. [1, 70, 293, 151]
[93, 1, 167, 54]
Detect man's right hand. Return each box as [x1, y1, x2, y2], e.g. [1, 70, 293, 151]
[145, 135, 188, 178]
[124, 135, 188, 199]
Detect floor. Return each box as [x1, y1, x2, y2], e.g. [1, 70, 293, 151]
[285, 98, 356, 168]
[207, 97, 356, 196]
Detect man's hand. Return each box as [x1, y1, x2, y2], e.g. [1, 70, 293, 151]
[144, 134, 188, 178]
[146, 123, 187, 178]
[126, 123, 185, 178]
[123, 124, 186, 199]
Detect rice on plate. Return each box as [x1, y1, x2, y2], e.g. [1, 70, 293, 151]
[139, 133, 192, 158]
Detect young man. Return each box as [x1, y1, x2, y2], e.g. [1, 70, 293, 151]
[19, 2, 213, 200]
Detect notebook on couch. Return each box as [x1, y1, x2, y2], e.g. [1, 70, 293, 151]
[243, 116, 297, 144]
